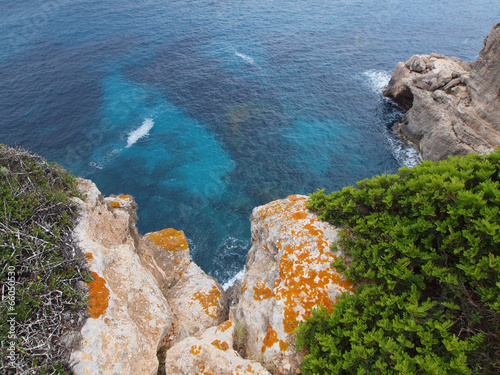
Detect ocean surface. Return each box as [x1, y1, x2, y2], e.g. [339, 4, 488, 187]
[1, 0, 498, 284]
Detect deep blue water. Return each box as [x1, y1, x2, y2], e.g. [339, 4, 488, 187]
[1, 0, 498, 284]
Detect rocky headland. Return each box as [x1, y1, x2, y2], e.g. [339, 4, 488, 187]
[66, 25, 500, 375]
[384, 24, 500, 161]
[70, 179, 350, 374]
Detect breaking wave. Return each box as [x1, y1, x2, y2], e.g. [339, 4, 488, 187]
[126, 118, 154, 148]
[235, 51, 255, 65]
[363, 69, 392, 94]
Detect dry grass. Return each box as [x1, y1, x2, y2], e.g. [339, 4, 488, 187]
[0, 145, 91, 374]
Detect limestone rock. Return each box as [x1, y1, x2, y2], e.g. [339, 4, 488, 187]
[167, 261, 225, 340]
[138, 228, 191, 292]
[469, 24, 500, 127]
[164, 321, 271, 375]
[231, 195, 352, 372]
[406, 54, 432, 73]
[70, 178, 172, 375]
[384, 25, 500, 161]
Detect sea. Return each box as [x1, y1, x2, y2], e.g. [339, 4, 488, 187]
[1, 0, 498, 285]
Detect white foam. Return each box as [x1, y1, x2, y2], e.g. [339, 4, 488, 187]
[222, 267, 245, 291]
[125, 118, 154, 148]
[387, 135, 422, 168]
[235, 51, 255, 65]
[363, 69, 392, 93]
[363, 70, 422, 168]
[89, 161, 104, 170]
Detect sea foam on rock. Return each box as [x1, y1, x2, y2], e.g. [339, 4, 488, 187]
[384, 24, 500, 161]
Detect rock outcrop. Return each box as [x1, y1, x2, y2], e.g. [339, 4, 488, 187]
[71, 182, 350, 374]
[231, 195, 352, 372]
[139, 228, 191, 291]
[70, 179, 237, 374]
[384, 24, 500, 161]
[70, 179, 172, 375]
[164, 321, 271, 374]
[166, 261, 225, 341]
[139, 228, 225, 341]
[469, 25, 500, 127]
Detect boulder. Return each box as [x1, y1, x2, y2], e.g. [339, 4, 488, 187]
[164, 321, 271, 375]
[70, 179, 172, 375]
[138, 228, 191, 292]
[166, 261, 225, 341]
[231, 195, 352, 372]
[384, 25, 500, 161]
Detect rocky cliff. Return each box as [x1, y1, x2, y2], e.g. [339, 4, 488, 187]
[231, 195, 352, 373]
[70, 181, 349, 374]
[70, 179, 172, 375]
[384, 24, 500, 161]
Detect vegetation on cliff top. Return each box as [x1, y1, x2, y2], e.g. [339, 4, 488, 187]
[298, 150, 500, 374]
[0, 145, 91, 374]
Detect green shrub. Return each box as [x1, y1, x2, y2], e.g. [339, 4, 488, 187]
[297, 151, 500, 374]
[0, 145, 91, 374]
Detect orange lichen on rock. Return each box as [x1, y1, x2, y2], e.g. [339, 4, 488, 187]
[292, 211, 308, 220]
[109, 201, 121, 208]
[283, 306, 301, 334]
[211, 339, 229, 351]
[270, 196, 353, 335]
[286, 195, 307, 202]
[257, 196, 305, 221]
[219, 320, 232, 332]
[86, 272, 110, 319]
[262, 324, 278, 351]
[85, 252, 93, 261]
[279, 340, 289, 351]
[190, 345, 201, 355]
[253, 280, 272, 301]
[192, 285, 221, 319]
[119, 194, 130, 199]
[147, 228, 189, 251]
[242, 280, 247, 294]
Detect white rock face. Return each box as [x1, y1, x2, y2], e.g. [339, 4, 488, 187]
[70, 181, 349, 374]
[139, 228, 191, 293]
[167, 261, 224, 340]
[232, 195, 352, 372]
[70, 178, 172, 375]
[164, 321, 271, 375]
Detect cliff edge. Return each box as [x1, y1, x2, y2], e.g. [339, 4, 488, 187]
[71, 179, 271, 375]
[70, 181, 349, 374]
[384, 24, 500, 161]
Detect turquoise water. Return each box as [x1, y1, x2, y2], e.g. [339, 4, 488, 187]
[1, 0, 498, 283]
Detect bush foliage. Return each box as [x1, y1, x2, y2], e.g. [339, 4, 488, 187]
[297, 151, 500, 374]
[0, 145, 91, 374]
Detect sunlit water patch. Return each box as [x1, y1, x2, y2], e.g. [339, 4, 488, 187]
[283, 119, 364, 177]
[80, 73, 245, 281]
